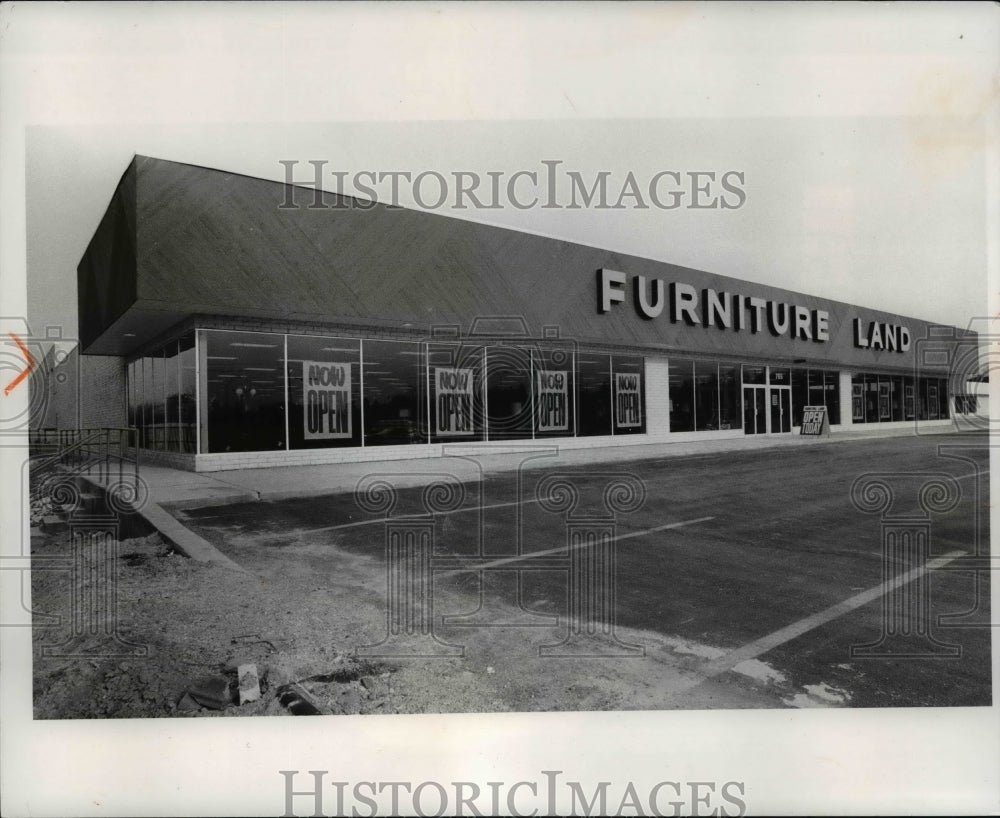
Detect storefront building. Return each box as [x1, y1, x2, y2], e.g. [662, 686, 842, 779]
[74, 156, 975, 472]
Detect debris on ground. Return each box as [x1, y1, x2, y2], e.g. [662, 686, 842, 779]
[276, 682, 331, 716]
[175, 692, 202, 713]
[238, 664, 261, 704]
[186, 675, 233, 710]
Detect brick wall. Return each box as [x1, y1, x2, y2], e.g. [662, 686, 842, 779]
[35, 346, 126, 430]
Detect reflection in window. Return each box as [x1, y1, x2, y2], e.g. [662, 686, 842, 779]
[791, 369, 807, 427]
[179, 334, 197, 453]
[694, 360, 719, 431]
[204, 330, 287, 453]
[576, 354, 611, 437]
[163, 341, 181, 452]
[903, 376, 915, 420]
[288, 335, 360, 449]
[487, 346, 532, 441]
[865, 374, 879, 423]
[851, 374, 865, 422]
[127, 359, 138, 431]
[823, 371, 840, 425]
[613, 355, 645, 435]
[669, 359, 695, 433]
[147, 344, 167, 452]
[807, 370, 825, 418]
[890, 376, 903, 421]
[363, 340, 425, 446]
[719, 365, 741, 430]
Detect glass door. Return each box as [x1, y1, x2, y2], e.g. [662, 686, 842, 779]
[769, 387, 791, 433]
[743, 386, 767, 434]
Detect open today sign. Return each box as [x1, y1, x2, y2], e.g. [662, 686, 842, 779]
[799, 405, 828, 436]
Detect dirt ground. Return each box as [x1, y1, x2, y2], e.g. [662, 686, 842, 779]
[30, 520, 778, 720]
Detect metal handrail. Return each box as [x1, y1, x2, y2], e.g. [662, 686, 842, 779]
[29, 427, 141, 508]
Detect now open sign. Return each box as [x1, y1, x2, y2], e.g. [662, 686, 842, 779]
[303, 361, 352, 439]
[536, 370, 568, 432]
[436, 367, 474, 436]
[614, 372, 642, 429]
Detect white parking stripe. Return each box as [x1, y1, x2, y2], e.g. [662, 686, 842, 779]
[695, 548, 968, 681]
[437, 516, 716, 576]
[249, 496, 548, 539]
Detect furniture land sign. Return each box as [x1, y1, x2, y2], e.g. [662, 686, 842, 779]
[615, 372, 642, 428]
[436, 367, 474, 435]
[303, 361, 352, 439]
[536, 370, 569, 432]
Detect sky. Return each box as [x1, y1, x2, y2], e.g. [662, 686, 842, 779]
[23, 113, 990, 344]
[3, 4, 999, 817]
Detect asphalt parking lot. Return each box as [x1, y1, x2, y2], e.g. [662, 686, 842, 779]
[178, 433, 992, 709]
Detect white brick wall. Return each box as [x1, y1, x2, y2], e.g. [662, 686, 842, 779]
[838, 370, 854, 426]
[645, 357, 671, 440]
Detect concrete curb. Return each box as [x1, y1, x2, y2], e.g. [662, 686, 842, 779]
[77, 472, 247, 571]
[136, 501, 248, 571]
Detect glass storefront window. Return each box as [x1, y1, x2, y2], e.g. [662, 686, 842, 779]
[203, 330, 288, 453]
[429, 342, 485, 443]
[791, 369, 807, 427]
[877, 376, 891, 421]
[533, 346, 575, 438]
[164, 340, 181, 452]
[613, 355, 645, 435]
[903, 376, 915, 420]
[864, 373, 879, 423]
[823, 371, 840, 425]
[927, 378, 939, 419]
[363, 340, 425, 446]
[719, 365, 741, 431]
[288, 335, 360, 449]
[127, 359, 137, 430]
[146, 350, 166, 451]
[807, 370, 825, 417]
[890, 376, 903, 421]
[694, 360, 719, 431]
[851, 374, 864, 422]
[769, 368, 790, 386]
[577, 354, 611, 437]
[486, 346, 533, 441]
[179, 333, 197, 453]
[742, 365, 766, 385]
[939, 379, 950, 418]
[669, 359, 695, 433]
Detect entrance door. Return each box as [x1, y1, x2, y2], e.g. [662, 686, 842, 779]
[769, 387, 791, 434]
[743, 386, 767, 434]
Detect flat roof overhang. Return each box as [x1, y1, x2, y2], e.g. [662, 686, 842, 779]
[77, 155, 976, 376]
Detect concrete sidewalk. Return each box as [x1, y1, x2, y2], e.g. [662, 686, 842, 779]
[143, 425, 952, 509]
[77, 424, 960, 565]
